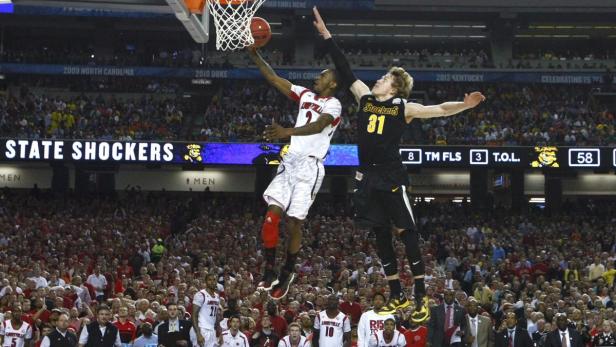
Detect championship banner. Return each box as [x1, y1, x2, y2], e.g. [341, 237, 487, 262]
[2, 63, 615, 84]
[1, 140, 614, 170]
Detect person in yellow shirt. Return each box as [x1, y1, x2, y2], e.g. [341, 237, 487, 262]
[473, 279, 493, 308]
[564, 261, 581, 283]
[602, 262, 616, 287]
[64, 112, 75, 129]
[588, 257, 606, 281]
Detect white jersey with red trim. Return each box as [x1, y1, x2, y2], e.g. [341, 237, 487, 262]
[193, 289, 220, 331]
[288, 84, 342, 159]
[0, 320, 32, 347]
[357, 310, 395, 347]
[313, 311, 350, 347]
[220, 329, 249, 347]
[277, 335, 310, 347]
[368, 330, 406, 347]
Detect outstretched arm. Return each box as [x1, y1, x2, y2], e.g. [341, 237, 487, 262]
[313, 7, 370, 102]
[247, 47, 293, 100]
[404, 92, 486, 123]
[263, 114, 334, 141]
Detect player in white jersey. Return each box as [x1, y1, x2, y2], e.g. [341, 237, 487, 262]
[219, 316, 249, 347]
[0, 305, 32, 347]
[247, 47, 342, 300]
[278, 323, 310, 347]
[358, 293, 394, 347]
[192, 274, 221, 347]
[368, 319, 405, 347]
[313, 295, 351, 347]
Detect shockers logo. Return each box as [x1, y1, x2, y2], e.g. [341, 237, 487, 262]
[183, 144, 203, 163]
[531, 146, 559, 168]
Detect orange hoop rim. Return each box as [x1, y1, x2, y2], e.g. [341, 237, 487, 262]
[210, 0, 250, 5]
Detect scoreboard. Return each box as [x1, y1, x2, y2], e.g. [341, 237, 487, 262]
[399, 146, 614, 169]
[0, 139, 614, 170]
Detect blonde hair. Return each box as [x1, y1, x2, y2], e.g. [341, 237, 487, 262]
[388, 67, 413, 99]
[288, 322, 301, 330]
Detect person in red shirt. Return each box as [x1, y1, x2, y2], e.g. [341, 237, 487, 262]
[402, 311, 427, 347]
[31, 298, 51, 324]
[114, 306, 137, 344]
[340, 290, 362, 327]
[266, 301, 288, 338]
[117, 259, 134, 279]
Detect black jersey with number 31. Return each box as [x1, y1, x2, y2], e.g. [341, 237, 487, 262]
[356, 94, 407, 167]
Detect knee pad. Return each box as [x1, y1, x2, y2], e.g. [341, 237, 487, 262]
[261, 211, 281, 248]
[374, 227, 397, 276]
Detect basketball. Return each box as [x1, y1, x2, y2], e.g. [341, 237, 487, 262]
[250, 17, 271, 48]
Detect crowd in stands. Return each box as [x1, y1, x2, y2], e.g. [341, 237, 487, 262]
[510, 47, 616, 70]
[198, 81, 616, 146]
[2, 80, 614, 146]
[0, 189, 614, 347]
[195, 81, 356, 144]
[0, 43, 492, 69]
[4, 42, 616, 70]
[0, 90, 186, 140]
[420, 83, 616, 146]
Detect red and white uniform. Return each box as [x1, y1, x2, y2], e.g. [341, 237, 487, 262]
[357, 310, 394, 347]
[287, 85, 342, 159]
[0, 321, 32, 347]
[368, 330, 406, 347]
[313, 311, 350, 347]
[263, 85, 342, 220]
[277, 335, 310, 347]
[193, 289, 220, 347]
[219, 329, 249, 347]
[401, 326, 427, 347]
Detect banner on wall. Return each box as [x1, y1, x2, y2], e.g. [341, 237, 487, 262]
[1, 139, 614, 170]
[1, 63, 615, 84]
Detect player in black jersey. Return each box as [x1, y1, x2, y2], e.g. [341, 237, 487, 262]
[313, 7, 485, 321]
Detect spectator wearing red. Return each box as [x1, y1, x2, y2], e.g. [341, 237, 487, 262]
[266, 302, 287, 338]
[340, 290, 362, 326]
[113, 306, 137, 344]
[117, 259, 134, 279]
[402, 320, 428, 347]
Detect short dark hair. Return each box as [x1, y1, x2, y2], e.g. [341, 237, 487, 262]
[229, 315, 241, 323]
[97, 305, 111, 313]
[373, 292, 386, 302]
[329, 69, 341, 91]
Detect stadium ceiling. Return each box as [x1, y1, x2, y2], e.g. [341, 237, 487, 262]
[15, 0, 171, 13]
[375, 0, 616, 13]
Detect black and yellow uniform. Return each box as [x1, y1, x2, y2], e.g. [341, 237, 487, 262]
[353, 94, 415, 229]
[323, 35, 427, 321]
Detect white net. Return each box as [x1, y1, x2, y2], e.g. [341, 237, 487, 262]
[208, 0, 266, 51]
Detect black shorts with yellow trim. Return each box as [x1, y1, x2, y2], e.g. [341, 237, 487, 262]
[353, 164, 416, 230]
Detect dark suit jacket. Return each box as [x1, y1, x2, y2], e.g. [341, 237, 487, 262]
[494, 328, 533, 347]
[544, 328, 583, 347]
[427, 303, 467, 346]
[157, 319, 193, 347]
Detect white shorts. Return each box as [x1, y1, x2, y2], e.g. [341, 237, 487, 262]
[263, 153, 325, 220]
[194, 328, 217, 347]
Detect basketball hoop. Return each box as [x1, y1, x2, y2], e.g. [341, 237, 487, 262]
[208, 0, 266, 51]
